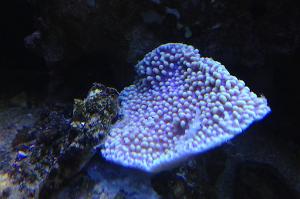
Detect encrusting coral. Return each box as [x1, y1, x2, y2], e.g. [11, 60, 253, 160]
[101, 43, 271, 172]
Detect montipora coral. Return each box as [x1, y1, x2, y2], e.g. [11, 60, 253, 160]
[102, 43, 270, 172]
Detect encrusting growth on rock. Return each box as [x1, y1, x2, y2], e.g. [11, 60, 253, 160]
[101, 43, 271, 172]
[1, 83, 119, 198]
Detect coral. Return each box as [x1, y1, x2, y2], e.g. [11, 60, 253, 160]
[102, 43, 271, 172]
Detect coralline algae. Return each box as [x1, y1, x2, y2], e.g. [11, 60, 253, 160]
[101, 43, 271, 172]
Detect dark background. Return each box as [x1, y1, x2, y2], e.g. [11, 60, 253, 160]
[1, 0, 298, 141]
[0, 0, 299, 198]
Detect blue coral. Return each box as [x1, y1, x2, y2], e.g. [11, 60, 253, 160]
[101, 43, 271, 172]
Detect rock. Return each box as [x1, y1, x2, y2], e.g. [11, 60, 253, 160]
[234, 162, 298, 199]
[0, 83, 119, 198]
[0, 103, 41, 199]
[151, 126, 300, 199]
[57, 156, 159, 199]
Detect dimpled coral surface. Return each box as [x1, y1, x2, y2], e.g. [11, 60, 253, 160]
[102, 43, 271, 172]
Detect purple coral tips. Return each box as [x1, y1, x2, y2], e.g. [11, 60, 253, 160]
[101, 43, 271, 172]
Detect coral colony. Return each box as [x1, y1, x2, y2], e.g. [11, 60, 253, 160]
[101, 43, 271, 172]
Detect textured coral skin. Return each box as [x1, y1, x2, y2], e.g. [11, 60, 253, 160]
[101, 43, 271, 172]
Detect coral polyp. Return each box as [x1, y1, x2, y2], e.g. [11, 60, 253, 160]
[101, 43, 271, 172]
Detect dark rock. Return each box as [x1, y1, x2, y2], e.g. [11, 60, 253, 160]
[0, 83, 119, 198]
[151, 124, 300, 199]
[234, 162, 298, 199]
[55, 156, 159, 199]
[151, 150, 227, 199]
